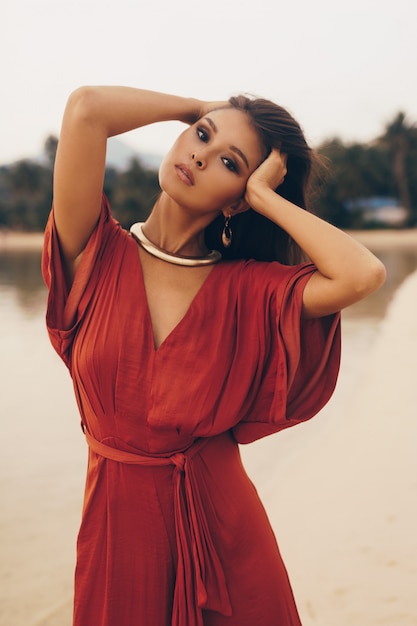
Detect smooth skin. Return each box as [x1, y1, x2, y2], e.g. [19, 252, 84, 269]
[53, 86, 386, 348]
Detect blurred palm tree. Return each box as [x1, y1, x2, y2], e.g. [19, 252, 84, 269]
[378, 112, 415, 225]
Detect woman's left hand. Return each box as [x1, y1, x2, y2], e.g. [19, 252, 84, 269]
[184, 100, 230, 126]
[243, 149, 386, 319]
[244, 149, 287, 209]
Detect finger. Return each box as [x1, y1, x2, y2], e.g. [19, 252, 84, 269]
[270, 148, 287, 166]
[273, 149, 287, 164]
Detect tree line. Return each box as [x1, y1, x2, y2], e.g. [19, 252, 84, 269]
[315, 112, 417, 228]
[0, 111, 416, 232]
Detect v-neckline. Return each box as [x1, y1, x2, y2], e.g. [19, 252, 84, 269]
[132, 237, 222, 353]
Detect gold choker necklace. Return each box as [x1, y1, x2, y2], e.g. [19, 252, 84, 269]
[130, 222, 222, 267]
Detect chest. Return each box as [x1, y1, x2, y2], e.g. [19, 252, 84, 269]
[138, 248, 216, 350]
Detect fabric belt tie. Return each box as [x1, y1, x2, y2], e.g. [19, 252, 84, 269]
[84, 430, 232, 626]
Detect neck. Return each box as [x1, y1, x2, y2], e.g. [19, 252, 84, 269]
[143, 193, 217, 257]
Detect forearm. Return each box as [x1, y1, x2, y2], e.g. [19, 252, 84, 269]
[53, 86, 202, 268]
[250, 187, 386, 312]
[66, 85, 202, 138]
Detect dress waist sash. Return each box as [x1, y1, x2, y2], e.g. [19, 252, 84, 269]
[84, 429, 232, 626]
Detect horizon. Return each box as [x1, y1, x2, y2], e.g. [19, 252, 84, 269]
[3, 0, 416, 166]
[1, 106, 413, 170]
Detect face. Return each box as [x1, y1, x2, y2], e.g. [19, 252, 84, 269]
[158, 108, 265, 216]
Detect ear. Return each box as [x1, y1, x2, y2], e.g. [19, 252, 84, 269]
[222, 197, 250, 218]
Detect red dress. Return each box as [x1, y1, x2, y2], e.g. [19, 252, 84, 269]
[42, 196, 340, 626]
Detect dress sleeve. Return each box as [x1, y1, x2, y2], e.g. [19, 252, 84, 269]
[232, 262, 341, 444]
[41, 194, 120, 370]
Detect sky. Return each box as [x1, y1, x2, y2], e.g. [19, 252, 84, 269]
[2, 0, 416, 165]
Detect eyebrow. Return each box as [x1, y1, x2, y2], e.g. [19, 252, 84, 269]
[204, 116, 250, 170]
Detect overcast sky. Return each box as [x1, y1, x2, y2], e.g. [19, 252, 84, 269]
[2, 0, 416, 165]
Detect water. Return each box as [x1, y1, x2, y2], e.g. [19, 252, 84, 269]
[0, 241, 416, 626]
[2, 241, 416, 319]
[1, 242, 416, 467]
[342, 245, 417, 320]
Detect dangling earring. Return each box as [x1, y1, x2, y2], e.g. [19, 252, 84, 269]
[222, 215, 232, 248]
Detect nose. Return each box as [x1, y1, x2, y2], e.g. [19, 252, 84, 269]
[191, 152, 206, 169]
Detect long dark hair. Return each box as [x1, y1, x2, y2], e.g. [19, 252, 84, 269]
[205, 95, 318, 265]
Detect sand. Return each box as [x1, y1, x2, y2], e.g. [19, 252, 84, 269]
[1, 229, 416, 625]
[243, 267, 417, 625]
[1, 227, 417, 252]
[347, 228, 417, 250]
[0, 231, 45, 252]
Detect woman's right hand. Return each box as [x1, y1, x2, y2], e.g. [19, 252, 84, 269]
[185, 99, 230, 125]
[53, 87, 228, 282]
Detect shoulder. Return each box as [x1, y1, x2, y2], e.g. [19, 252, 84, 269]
[91, 194, 134, 255]
[223, 258, 315, 292]
[216, 259, 318, 322]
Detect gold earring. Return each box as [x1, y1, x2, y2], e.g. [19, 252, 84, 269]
[222, 215, 232, 248]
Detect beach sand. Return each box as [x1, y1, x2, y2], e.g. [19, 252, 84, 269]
[0, 231, 45, 251]
[243, 267, 417, 625]
[347, 228, 417, 250]
[1, 230, 416, 625]
[1, 227, 417, 252]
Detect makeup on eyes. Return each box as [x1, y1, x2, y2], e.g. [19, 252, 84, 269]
[196, 123, 242, 174]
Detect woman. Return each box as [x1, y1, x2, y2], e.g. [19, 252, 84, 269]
[42, 87, 385, 626]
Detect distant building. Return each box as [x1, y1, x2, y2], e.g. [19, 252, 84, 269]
[345, 197, 409, 227]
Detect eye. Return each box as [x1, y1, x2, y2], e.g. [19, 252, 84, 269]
[222, 157, 239, 173]
[196, 127, 209, 142]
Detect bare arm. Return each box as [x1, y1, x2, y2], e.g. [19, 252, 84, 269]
[53, 86, 208, 281]
[244, 149, 386, 318]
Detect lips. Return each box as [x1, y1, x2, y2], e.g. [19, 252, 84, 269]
[175, 164, 195, 186]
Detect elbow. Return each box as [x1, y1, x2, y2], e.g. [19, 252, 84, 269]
[65, 86, 102, 125]
[356, 257, 387, 298]
[367, 257, 386, 294]
[374, 258, 387, 290]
